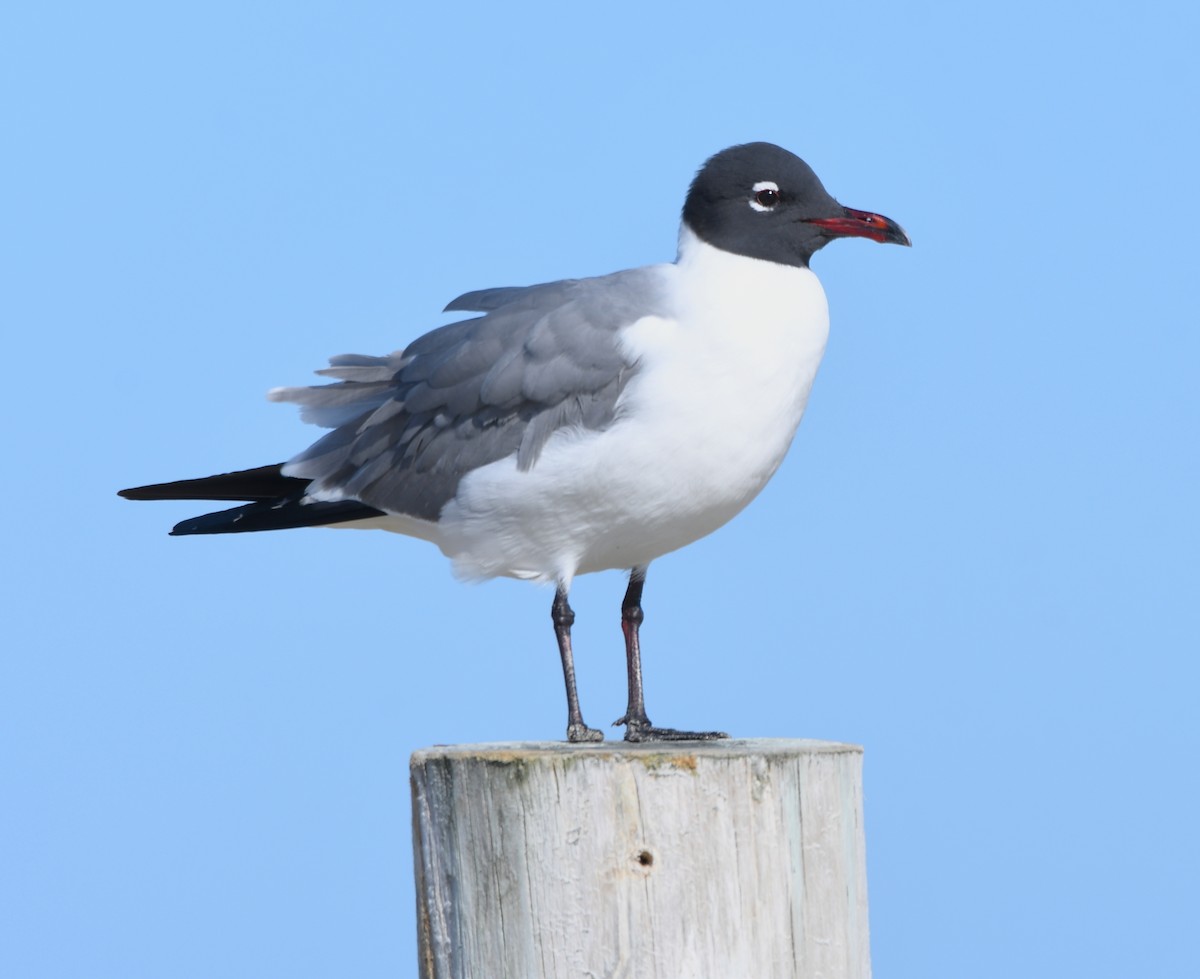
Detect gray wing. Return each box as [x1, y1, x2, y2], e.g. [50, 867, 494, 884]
[270, 266, 672, 521]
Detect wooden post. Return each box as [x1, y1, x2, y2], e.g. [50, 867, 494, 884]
[411, 739, 871, 979]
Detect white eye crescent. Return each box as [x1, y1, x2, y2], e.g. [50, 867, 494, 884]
[749, 180, 781, 212]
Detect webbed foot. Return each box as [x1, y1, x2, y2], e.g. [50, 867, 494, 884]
[567, 722, 605, 743]
[615, 715, 729, 743]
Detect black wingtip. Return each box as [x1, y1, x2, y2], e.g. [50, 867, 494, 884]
[121, 462, 384, 536]
[118, 464, 302, 503]
[166, 499, 387, 536]
[167, 506, 253, 536]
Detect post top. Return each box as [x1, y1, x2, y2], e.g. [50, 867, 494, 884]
[411, 737, 862, 766]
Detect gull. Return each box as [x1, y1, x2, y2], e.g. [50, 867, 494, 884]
[120, 142, 910, 742]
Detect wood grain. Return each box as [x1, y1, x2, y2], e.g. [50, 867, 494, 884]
[411, 739, 871, 979]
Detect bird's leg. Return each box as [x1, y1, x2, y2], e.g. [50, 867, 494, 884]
[615, 568, 649, 729]
[551, 586, 604, 743]
[614, 567, 729, 743]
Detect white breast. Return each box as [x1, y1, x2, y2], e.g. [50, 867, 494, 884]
[433, 229, 830, 583]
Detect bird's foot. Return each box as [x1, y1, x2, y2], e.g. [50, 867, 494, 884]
[615, 715, 729, 743]
[567, 722, 605, 743]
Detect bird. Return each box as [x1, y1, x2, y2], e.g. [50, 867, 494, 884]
[119, 141, 910, 743]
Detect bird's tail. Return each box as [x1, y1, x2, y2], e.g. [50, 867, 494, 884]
[118, 463, 385, 536]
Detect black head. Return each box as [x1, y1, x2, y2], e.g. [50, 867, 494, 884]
[682, 141, 910, 268]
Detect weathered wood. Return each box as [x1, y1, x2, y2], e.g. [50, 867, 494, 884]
[411, 739, 871, 979]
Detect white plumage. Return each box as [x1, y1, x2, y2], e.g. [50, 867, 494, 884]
[431, 227, 829, 583]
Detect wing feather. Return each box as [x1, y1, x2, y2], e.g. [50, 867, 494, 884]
[269, 267, 671, 521]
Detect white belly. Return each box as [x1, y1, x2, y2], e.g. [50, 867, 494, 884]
[428, 236, 831, 584]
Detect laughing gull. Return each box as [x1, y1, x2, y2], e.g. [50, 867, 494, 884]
[120, 142, 909, 743]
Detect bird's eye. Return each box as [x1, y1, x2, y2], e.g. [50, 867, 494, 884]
[749, 181, 781, 212]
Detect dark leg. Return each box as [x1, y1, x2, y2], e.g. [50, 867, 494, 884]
[613, 566, 729, 743]
[619, 568, 649, 729]
[552, 586, 604, 743]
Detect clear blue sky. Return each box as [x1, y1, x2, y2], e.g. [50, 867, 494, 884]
[4, 2, 1197, 976]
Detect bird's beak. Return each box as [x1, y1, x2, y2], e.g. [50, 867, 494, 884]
[805, 206, 911, 246]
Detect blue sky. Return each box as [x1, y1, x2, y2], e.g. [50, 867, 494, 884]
[4, 1, 1198, 976]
